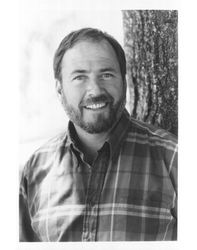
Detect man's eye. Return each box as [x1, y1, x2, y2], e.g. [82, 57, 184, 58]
[73, 75, 86, 81]
[101, 73, 113, 79]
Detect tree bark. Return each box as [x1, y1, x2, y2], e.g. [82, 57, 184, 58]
[123, 10, 178, 136]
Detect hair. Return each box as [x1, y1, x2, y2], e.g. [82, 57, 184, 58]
[53, 27, 126, 82]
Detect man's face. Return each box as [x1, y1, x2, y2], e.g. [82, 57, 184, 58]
[56, 39, 126, 134]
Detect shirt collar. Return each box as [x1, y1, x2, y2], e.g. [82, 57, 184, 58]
[107, 109, 131, 157]
[66, 109, 131, 157]
[67, 121, 80, 149]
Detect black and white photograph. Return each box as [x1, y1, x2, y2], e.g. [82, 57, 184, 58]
[19, 5, 178, 244]
[0, 0, 194, 249]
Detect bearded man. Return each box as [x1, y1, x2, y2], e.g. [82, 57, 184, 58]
[19, 28, 177, 241]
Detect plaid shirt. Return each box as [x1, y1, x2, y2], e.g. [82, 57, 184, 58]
[19, 109, 177, 241]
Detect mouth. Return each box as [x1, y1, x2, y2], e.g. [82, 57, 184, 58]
[83, 102, 108, 110]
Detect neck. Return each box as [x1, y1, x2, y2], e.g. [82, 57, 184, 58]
[74, 125, 110, 164]
[75, 125, 109, 151]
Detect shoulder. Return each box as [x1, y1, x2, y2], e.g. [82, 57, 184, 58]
[125, 116, 177, 150]
[22, 131, 69, 178]
[34, 131, 68, 154]
[124, 117, 177, 185]
[122, 116, 178, 192]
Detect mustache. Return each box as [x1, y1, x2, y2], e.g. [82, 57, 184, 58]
[80, 94, 114, 107]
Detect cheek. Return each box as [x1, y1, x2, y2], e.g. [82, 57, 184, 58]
[62, 86, 83, 106]
[106, 82, 124, 101]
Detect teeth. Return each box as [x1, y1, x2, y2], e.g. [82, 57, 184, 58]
[85, 103, 106, 110]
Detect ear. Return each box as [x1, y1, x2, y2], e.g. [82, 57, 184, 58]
[55, 80, 63, 103]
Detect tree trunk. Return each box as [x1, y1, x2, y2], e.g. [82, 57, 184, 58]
[123, 10, 178, 136]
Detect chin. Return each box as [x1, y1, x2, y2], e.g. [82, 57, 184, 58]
[79, 120, 113, 134]
[65, 99, 125, 134]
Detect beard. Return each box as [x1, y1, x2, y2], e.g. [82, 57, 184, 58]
[61, 92, 126, 134]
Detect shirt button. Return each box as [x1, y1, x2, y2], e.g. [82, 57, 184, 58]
[87, 198, 94, 207]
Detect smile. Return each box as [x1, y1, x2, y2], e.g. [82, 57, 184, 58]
[84, 102, 108, 110]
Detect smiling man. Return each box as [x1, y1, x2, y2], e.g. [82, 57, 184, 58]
[19, 28, 177, 241]
[55, 37, 126, 164]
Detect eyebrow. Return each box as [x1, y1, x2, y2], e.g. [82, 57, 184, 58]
[99, 67, 117, 73]
[70, 67, 117, 76]
[71, 70, 89, 75]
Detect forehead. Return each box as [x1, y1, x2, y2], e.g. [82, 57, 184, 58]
[61, 40, 120, 71]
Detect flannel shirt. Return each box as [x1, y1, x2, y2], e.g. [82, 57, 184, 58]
[19, 109, 177, 241]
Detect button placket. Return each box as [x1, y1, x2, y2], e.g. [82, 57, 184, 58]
[82, 160, 99, 241]
[82, 145, 110, 241]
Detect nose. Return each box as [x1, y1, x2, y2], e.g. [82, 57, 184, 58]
[86, 76, 103, 96]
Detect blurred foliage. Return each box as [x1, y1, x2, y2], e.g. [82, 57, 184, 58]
[123, 10, 178, 136]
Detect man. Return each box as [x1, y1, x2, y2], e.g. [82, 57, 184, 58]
[19, 28, 177, 241]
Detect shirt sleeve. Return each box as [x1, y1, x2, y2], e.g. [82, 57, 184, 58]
[169, 144, 178, 215]
[19, 165, 40, 242]
[164, 141, 178, 240]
